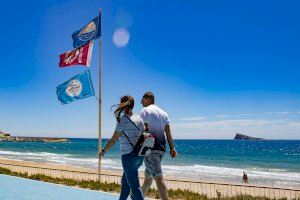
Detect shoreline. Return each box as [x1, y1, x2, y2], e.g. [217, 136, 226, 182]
[0, 158, 123, 177]
[1, 155, 298, 189]
[0, 139, 299, 189]
[0, 157, 299, 200]
[0, 157, 298, 190]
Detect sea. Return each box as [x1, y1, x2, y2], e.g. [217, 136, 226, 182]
[0, 139, 299, 189]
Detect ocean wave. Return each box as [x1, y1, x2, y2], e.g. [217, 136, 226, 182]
[161, 164, 300, 188]
[0, 150, 73, 157]
[0, 149, 299, 187]
[162, 164, 300, 180]
[0, 150, 121, 169]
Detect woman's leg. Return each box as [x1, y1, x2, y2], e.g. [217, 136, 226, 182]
[136, 156, 144, 169]
[119, 172, 130, 200]
[119, 154, 133, 200]
[122, 155, 144, 200]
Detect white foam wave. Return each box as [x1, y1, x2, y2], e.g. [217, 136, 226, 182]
[163, 164, 299, 180]
[0, 150, 72, 157]
[162, 164, 300, 188]
[0, 150, 121, 169]
[0, 149, 299, 188]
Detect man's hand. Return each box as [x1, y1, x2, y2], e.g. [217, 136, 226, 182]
[165, 125, 177, 158]
[170, 149, 177, 158]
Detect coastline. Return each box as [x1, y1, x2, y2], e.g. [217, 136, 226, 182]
[0, 157, 299, 199]
[17, 159, 300, 189]
[0, 157, 123, 177]
[0, 157, 240, 185]
[0, 139, 299, 189]
[0, 157, 199, 183]
[0, 157, 298, 189]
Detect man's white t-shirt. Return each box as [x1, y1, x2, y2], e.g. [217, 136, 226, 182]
[140, 104, 169, 150]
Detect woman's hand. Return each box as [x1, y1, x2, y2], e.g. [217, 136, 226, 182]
[99, 150, 105, 158]
[98, 131, 121, 159]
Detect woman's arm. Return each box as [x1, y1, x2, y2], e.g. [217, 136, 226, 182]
[99, 131, 122, 158]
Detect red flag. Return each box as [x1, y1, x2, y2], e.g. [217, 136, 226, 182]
[59, 41, 93, 67]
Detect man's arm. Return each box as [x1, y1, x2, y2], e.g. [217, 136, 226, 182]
[141, 109, 149, 132]
[164, 125, 177, 158]
[144, 123, 149, 132]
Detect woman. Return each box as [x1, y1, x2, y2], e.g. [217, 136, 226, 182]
[99, 95, 145, 200]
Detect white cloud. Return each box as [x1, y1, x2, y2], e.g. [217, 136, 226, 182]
[174, 119, 274, 129]
[11, 129, 98, 138]
[216, 115, 231, 118]
[286, 122, 300, 127]
[171, 119, 300, 139]
[180, 116, 206, 121]
[266, 111, 290, 115]
[216, 114, 253, 118]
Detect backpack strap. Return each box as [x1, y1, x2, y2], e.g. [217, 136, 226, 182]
[122, 130, 134, 147]
[121, 115, 142, 148]
[124, 115, 141, 131]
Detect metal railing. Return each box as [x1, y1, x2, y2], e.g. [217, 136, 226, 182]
[0, 160, 299, 199]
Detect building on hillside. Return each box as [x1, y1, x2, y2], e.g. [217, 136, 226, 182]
[0, 131, 10, 138]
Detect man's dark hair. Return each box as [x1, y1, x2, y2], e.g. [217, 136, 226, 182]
[143, 92, 155, 104]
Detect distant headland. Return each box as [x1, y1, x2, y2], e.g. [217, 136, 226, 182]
[234, 133, 263, 140]
[0, 131, 68, 143]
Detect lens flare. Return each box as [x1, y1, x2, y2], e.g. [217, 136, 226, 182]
[113, 28, 130, 47]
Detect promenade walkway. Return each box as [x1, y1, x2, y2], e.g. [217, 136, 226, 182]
[0, 158, 299, 199]
[0, 174, 118, 200]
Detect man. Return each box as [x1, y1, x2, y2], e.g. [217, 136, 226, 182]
[243, 172, 249, 184]
[140, 92, 177, 200]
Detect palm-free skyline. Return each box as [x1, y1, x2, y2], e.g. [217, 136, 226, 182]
[0, 0, 299, 139]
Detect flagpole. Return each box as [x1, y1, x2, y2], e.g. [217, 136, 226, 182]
[98, 9, 102, 182]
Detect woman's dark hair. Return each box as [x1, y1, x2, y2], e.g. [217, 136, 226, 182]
[114, 95, 134, 122]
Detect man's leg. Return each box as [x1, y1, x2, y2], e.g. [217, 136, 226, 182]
[142, 150, 166, 198]
[141, 169, 153, 195]
[154, 176, 169, 200]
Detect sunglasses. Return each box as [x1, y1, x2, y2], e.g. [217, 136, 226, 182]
[140, 97, 146, 104]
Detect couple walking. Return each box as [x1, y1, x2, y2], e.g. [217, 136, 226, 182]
[99, 92, 177, 200]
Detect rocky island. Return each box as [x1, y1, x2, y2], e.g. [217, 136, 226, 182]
[0, 131, 68, 143]
[234, 133, 263, 140]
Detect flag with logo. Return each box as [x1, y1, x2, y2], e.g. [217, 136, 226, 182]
[59, 41, 93, 67]
[56, 70, 95, 104]
[72, 15, 101, 48]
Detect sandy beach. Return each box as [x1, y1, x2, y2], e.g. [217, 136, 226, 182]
[0, 158, 299, 199]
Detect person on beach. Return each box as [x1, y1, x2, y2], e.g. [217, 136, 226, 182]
[140, 92, 177, 200]
[243, 172, 248, 184]
[99, 95, 145, 200]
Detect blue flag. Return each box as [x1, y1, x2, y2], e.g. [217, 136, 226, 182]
[72, 15, 101, 48]
[56, 70, 95, 104]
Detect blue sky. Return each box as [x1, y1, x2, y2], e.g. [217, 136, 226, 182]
[0, 0, 300, 139]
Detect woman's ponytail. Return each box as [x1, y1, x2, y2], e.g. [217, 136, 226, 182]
[114, 95, 134, 122]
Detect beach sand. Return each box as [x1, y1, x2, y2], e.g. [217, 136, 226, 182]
[0, 158, 299, 199]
